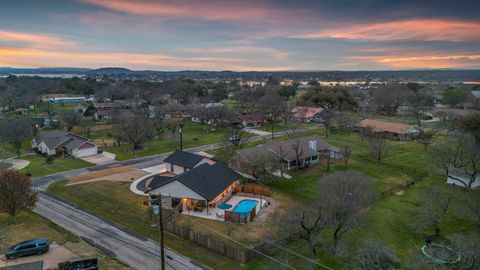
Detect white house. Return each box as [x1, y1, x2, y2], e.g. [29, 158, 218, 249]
[32, 130, 97, 158]
[446, 168, 480, 189]
[147, 162, 242, 211]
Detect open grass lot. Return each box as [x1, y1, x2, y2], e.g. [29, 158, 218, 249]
[20, 155, 92, 178]
[0, 211, 130, 269]
[47, 180, 244, 269]
[105, 122, 233, 160]
[247, 176, 480, 269]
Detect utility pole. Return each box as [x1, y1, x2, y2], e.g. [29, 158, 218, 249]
[157, 194, 165, 270]
[179, 127, 183, 150]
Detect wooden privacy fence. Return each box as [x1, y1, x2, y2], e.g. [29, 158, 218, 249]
[166, 222, 252, 264]
[240, 183, 271, 196]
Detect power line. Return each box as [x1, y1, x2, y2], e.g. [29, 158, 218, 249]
[178, 215, 297, 270]
[177, 212, 335, 270]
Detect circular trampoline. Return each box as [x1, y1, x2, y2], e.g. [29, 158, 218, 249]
[421, 244, 460, 264]
[218, 203, 232, 210]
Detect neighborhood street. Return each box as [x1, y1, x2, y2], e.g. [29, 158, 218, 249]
[34, 193, 206, 270]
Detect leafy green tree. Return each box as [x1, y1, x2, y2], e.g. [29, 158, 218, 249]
[441, 89, 471, 108]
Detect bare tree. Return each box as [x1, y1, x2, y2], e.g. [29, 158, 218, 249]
[318, 171, 376, 254]
[321, 110, 334, 138]
[354, 238, 399, 270]
[367, 132, 392, 169]
[291, 139, 304, 170]
[281, 205, 328, 258]
[0, 117, 32, 157]
[0, 170, 38, 224]
[428, 134, 480, 190]
[256, 92, 285, 140]
[59, 110, 81, 132]
[417, 125, 439, 150]
[283, 117, 302, 137]
[342, 145, 352, 168]
[151, 106, 166, 139]
[115, 111, 152, 156]
[415, 187, 451, 237]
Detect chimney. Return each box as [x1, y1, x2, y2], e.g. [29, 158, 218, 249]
[309, 140, 317, 151]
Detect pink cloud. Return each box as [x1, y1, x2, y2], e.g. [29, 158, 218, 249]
[179, 46, 290, 59]
[79, 0, 277, 22]
[0, 47, 293, 71]
[348, 54, 480, 69]
[0, 30, 77, 48]
[294, 19, 480, 41]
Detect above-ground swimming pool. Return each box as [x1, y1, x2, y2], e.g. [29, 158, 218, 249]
[233, 199, 257, 213]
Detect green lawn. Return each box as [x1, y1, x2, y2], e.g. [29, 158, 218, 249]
[47, 180, 244, 269]
[106, 122, 232, 160]
[243, 133, 479, 269]
[0, 211, 130, 269]
[20, 155, 93, 178]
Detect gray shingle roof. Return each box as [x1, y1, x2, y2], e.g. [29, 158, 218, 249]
[35, 130, 90, 150]
[236, 135, 337, 162]
[163, 150, 206, 169]
[150, 163, 241, 201]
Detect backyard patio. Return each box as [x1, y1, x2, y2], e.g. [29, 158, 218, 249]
[180, 194, 270, 221]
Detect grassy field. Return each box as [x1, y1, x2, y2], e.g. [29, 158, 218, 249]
[105, 122, 233, 160]
[247, 175, 480, 269]
[20, 155, 92, 178]
[47, 180, 244, 269]
[0, 211, 130, 269]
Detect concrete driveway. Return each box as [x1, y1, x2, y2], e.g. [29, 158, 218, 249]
[0, 243, 78, 270]
[80, 152, 116, 165]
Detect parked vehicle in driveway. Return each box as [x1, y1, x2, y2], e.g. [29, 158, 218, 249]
[5, 238, 49, 259]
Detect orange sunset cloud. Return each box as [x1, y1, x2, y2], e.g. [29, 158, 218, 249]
[295, 19, 480, 41]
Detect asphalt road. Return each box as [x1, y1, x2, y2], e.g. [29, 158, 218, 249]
[34, 193, 207, 270]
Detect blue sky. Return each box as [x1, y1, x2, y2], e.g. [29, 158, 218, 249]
[1, 0, 479, 71]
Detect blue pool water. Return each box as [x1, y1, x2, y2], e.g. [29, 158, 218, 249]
[233, 200, 257, 213]
[218, 203, 232, 210]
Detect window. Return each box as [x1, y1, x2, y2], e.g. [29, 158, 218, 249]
[170, 163, 174, 172]
[312, 156, 318, 160]
[18, 244, 36, 250]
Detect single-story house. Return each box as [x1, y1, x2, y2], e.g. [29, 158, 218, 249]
[191, 103, 225, 124]
[163, 150, 215, 174]
[231, 114, 266, 128]
[232, 136, 342, 173]
[357, 119, 420, 140]
[291, 106, 324, 122]
[147, 162, 242, 211]
[446, 168, 480, 189]
[32, 130, 97, 158]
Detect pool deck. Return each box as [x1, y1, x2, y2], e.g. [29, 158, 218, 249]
[181, 195, 268, 221]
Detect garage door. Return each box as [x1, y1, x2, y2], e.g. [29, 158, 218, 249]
[77, 147, 98, 158]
